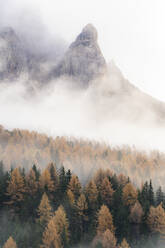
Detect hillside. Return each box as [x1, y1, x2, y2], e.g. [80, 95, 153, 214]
[0, 125, 165, 188]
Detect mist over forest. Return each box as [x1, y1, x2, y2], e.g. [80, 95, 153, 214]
[1, 1, 165, 248]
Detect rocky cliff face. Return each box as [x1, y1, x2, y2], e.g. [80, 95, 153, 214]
[0, 27, 27, 81]
[51, 24, 107, 86]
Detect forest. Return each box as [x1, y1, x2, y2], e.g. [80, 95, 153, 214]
[0, 125, 165, 188]
[0, 162, 165, 247]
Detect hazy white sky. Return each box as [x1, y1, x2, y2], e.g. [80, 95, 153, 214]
[2, 0, 165, 101]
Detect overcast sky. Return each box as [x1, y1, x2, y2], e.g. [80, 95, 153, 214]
[1, 0, 165, 101]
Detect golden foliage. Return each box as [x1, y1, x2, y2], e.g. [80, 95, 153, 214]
[0, 125, 165, 187]
[120, 238, 130, 248]
[147, 203, 165, 235]
[101, 177, 114, 206]
[26, 168, 38, 195]
[3, 236, 17, 248]
[67, 189, 75, 206]
[102, 229, 117, 248]
[68, 175, 81, 199]
[6, 168, 25, 206]
[41, 217, 61, 248]
[122, 183, 137, 207]
[76, 193, 88, 222]
[85, 180, 98, 209]
[39, 168, 54, 192]
[97, 205, 115, 235]
[53, 205, 69, 246]
[37, 193, 52, 227]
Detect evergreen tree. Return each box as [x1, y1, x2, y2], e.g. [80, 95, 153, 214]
[149, 180, 154, 206]
[85, 180, 98, 210]
[32, 164, 40, 181]
[156, 186, 164, 206]
[48, 162, 59, 191]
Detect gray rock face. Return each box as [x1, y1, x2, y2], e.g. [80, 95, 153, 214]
[51, 24, 107, 86]
[0, 27, 27, 81]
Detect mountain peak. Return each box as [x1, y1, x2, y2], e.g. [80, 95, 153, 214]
[0, 27, 27, 80]
[51, 24, 107, 86]
[71, 24, 98, 48]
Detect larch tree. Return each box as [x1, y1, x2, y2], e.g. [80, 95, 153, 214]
[97, 205, 115, 235]
[67, 189, 75, 206]
[68, 175, 81, 200]
[39, 168, 54, 193]
[3, 236, 17, 248]
[120, 238, 130, 248]
[147, 203, 165, 236]
[102, 229, 117, 248]
[37, 192, 53, 228]
[85, 180, 98, 210]
[26, 168, 38, 196]
[129, 201, 143, 224]
[47, 162, 59, 191]
[53, 205, 70, 247]
[100, 177, 114, 207]
[92, 229, 117, 248]
[41, 216, 61, 248]
[122, 183, 137, 208]
[76, 193, 88, 235]
[6, 168, 25, 211]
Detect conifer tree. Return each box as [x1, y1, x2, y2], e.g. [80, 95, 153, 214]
[68, 174, 81, 200]
[129, 201, 143, 224]
[76, 193, 88, 235]
[147, 203, 165, 236]
[122, 183, 137, 207]
[85, 180, 98, 210]
[37, 192, 52, 228]
[59, 166, 67, 194]
[48, 162, 59, 191]
[120, 238, 130, 248]
[149, 180, 154, 206]
[53, 205, 70, 247]
[32, 164, 40, 181]
[97, 205, 115, 235]
[6, 168, 25, 211]
[92, 229, 117, 248]
[102, 229, 117, 248]
[41, 216, 61, 248]
[3, 236, 17, 248]
[67, 189, 75, 206]
[39, 168, 54, 193]
[156, 186, 164, 206]
[100, 177, 114, 207]
[26, 168, 38, 196]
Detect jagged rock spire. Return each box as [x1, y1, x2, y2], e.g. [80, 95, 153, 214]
[51, 24, 107, 86]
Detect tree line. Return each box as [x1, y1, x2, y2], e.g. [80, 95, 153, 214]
[0, 162, 165, 247]
[0, 125, 165, 188]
